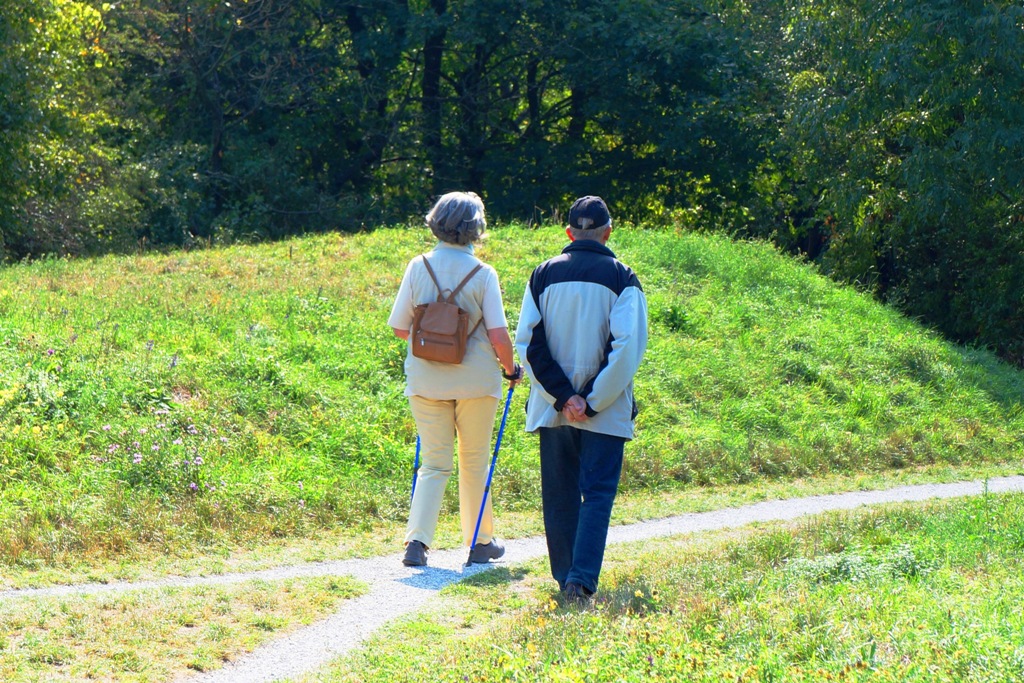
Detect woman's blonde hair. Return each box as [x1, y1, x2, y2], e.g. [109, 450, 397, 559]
[425, 191, 487, 245]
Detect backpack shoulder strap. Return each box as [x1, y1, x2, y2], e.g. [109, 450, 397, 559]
[448, 263, 484, 303]
[456, 264, 486, 339]
[420, 256, 444, 299]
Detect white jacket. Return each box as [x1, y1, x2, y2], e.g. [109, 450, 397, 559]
[514, 240, 648, 440]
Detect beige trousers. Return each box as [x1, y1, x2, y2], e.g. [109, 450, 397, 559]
[405, 394, 500, 548]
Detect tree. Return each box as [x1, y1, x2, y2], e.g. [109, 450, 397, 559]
[0, 0, 106, 258]
[400, 0, 763, 223]
[779, 0, 1024, 363]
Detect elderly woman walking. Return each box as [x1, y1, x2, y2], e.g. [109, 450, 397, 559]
[388, 191, 521, 567]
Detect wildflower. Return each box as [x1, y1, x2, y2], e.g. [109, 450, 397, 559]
[186, 424, 198, 435]
[189, 482, 198, 491]
[107, 444, 120, 454]
[156, 423, 165, 429]
[154, 409, 169, 415]
[298, 481, 303, 491]
[173, 438, 184, 445]
[102, 424, 111, 431]
[193, 456, 204, 466]
[139, 428, 148, 435]
[46, 348, 55, 356]
[132, 453, 143, 464]
[298, 499, 305, 508]
[146, 340, 154, 351]
[152, 444, 160, 451]
[219, 437, 228, 444]
[170, 354, 178, 368]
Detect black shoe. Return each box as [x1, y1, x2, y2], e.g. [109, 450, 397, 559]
[402, 540, 427, 567]
[563, 582, 593, 606]
[468, 540, 505, 564]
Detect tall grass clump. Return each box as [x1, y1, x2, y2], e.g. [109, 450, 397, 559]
[0, 226, 1021, 571]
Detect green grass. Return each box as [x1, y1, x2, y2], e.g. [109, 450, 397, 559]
[0, 226, 1021, 583]
[306, 492, 1024, 683]
[0, 574, 364, 681]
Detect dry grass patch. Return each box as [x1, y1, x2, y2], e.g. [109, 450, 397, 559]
[0, 575, 364, 681]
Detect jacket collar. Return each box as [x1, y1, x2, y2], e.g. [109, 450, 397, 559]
[561, 239, 615, 258]
[433, 241, 476, 255]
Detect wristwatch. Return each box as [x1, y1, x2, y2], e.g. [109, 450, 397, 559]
[502, 363, 522, 381]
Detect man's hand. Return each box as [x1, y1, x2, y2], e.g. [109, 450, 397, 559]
[562, 394, 589, 423]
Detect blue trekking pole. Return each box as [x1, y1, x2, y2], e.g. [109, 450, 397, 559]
[466, 384, 515, 566]
[410, 435, 421, 505]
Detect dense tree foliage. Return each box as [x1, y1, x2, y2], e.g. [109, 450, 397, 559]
[768, 0, 1024, 364]
[0, 0, 1021, 363]
[0, 0, 106, 255]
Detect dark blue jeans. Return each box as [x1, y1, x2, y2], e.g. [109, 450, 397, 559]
[538, 426, 625, 595]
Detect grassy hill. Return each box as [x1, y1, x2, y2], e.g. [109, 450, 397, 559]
[0, 226, 1021, 584]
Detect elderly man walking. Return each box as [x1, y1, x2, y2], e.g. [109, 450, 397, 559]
[514, 195, 648, 604]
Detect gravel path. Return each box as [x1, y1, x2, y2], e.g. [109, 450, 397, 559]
[5, 476, 1023, 682]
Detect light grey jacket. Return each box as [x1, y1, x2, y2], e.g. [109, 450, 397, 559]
[514, 240, 648, 440]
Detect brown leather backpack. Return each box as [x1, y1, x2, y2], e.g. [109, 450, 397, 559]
[411, 256, 483, 364]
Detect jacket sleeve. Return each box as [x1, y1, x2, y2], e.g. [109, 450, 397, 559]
[515, 282, 577, 412]
[579, 285, 648, 414]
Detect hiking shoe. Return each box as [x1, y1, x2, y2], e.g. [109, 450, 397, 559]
[467, 540, 505, 564]
[562, 582, 593, 607]
[402, 540, 427, 567]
